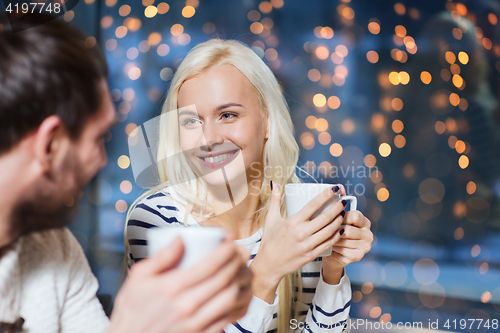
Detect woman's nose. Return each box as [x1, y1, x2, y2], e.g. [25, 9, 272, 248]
[200, 121, 224, 149]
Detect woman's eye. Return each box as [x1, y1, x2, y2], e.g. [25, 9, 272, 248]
[222, 112, 237, 119]
[182, 118, 199, 126]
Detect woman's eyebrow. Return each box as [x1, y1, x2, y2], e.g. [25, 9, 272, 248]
[213, 102, 244, 112]
[178, 110, 198, 117]
[177, 103, 244, 117]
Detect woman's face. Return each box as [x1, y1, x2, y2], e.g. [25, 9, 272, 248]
[177, 64, 268, 188]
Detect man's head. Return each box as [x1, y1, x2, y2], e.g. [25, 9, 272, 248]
[0, 13, 116, 245]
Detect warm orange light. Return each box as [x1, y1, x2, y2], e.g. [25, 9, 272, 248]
[119, 4, 131, 16]
[379, 143, 391, 157]
[308, 69, 321, 82]
[420, 71, 432, 84]
[328, 96, 341, 109]
[452, 28, 463, 40]
[144, 5, 157, 18]
[313, 94, 327, 107]
[367, 50, 379, 63]
[318, 132, 331, 145]
[394, 3, 405, 15]
[157, 2, 170, 14]
[368, 21, 380, 34]
[336, 45, 348, 57]
[466, 181, 476, 195]
[316, 118, 329, 132]
[395, 25, 407, 37]
[449, 93, 460, 106]
[115, 26, 128, 38]
[182, 5, 196, 18]
[330, 143, 343, 157]
[392, 119, 404, 133]
[300, 132, 315, 150]
[171, 24, 184, 36]
[148, 32, 162, 46]
[391, 98, 403, 111]
[259, 1, 272, 13]
[250, 22, 264, 34]
[120, 180, 133, 194]
[458, 155, 469, 169]
[394, 135, 406, 148]
[364, 154, 376, 167]
[445, 51, 456, 64]
[305, 116, 317, 129]
[341, 119, 355, 134]
[116, 200, 128, 213]
[489, 13, 498, 25]
[452, 75, 464, 88]
[377, 188, 389, 201]
[458, 51, 469, 65]
[315, 46, 330, 60]
[435, 121, 446, 134]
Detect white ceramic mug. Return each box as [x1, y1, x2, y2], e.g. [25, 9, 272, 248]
[284, 183, 357, 257]
[147, 226, 226, 268]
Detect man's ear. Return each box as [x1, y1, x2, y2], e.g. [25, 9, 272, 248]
[33, 115, 65, 172]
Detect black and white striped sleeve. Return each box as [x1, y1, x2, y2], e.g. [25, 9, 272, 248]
[126, 192, 183, 267]
[297, 260, 351, 332]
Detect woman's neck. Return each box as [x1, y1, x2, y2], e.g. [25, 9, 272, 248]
[196, 179, 263, 240]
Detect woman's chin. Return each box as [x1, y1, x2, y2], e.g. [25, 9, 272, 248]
[203, 175, 228, 186]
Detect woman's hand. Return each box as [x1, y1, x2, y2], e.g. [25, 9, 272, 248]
[322, 204, 373, 285]
[250, 182, 346, 304]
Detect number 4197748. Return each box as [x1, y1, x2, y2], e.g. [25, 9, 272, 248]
[444, 319, 498, 330]
[5, 2, 62, 14]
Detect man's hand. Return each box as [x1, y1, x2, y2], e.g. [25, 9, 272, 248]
[107, 236, 253, 333]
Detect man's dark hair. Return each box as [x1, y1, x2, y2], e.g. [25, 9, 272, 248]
[0, 13, 109, 154]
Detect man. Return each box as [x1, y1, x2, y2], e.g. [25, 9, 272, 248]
[0, 12, 252, 333]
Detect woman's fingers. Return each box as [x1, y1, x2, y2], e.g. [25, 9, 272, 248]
[331, 246, 366, 263]
[306, 214, 344, 249]
[265, 180, 283, 225]
[343, 210, 371, 228]
[307, 200, 345, 235]
[296, 186, 339, 222]
[311, 228, 342, 258]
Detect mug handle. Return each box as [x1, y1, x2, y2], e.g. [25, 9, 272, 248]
[340, 195, 357, 211]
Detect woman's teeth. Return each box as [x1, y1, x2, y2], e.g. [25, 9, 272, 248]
[202, 152, 235, 164]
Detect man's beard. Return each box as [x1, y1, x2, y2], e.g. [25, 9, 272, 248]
[9, 193, 81, 240]
[8, 156, 88, 241]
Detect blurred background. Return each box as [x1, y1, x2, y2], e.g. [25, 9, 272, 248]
[3, 0, 500, 331]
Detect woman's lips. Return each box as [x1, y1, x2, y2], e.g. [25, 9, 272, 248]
[197, 150, 239, 169]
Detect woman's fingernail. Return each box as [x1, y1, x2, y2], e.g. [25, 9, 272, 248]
[332, 185, 340, 193]
[340, 229, 345, 236]
[342, 199, 347, 207]
[270, 180, 273, 191]
[341, 210, 345, 217]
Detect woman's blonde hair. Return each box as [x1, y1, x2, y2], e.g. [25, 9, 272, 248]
[125, 39, 312, 332]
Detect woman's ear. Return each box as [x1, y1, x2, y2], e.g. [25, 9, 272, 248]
[33, 115, 64, 172]
[264, 116, 270, 139]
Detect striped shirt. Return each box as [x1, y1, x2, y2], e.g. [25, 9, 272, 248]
[127, 186, 351, 333]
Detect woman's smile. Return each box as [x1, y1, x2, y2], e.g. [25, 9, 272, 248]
[197, 149, 240, 168]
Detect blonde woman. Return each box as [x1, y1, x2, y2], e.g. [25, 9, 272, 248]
[126, 39, 373, 333]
